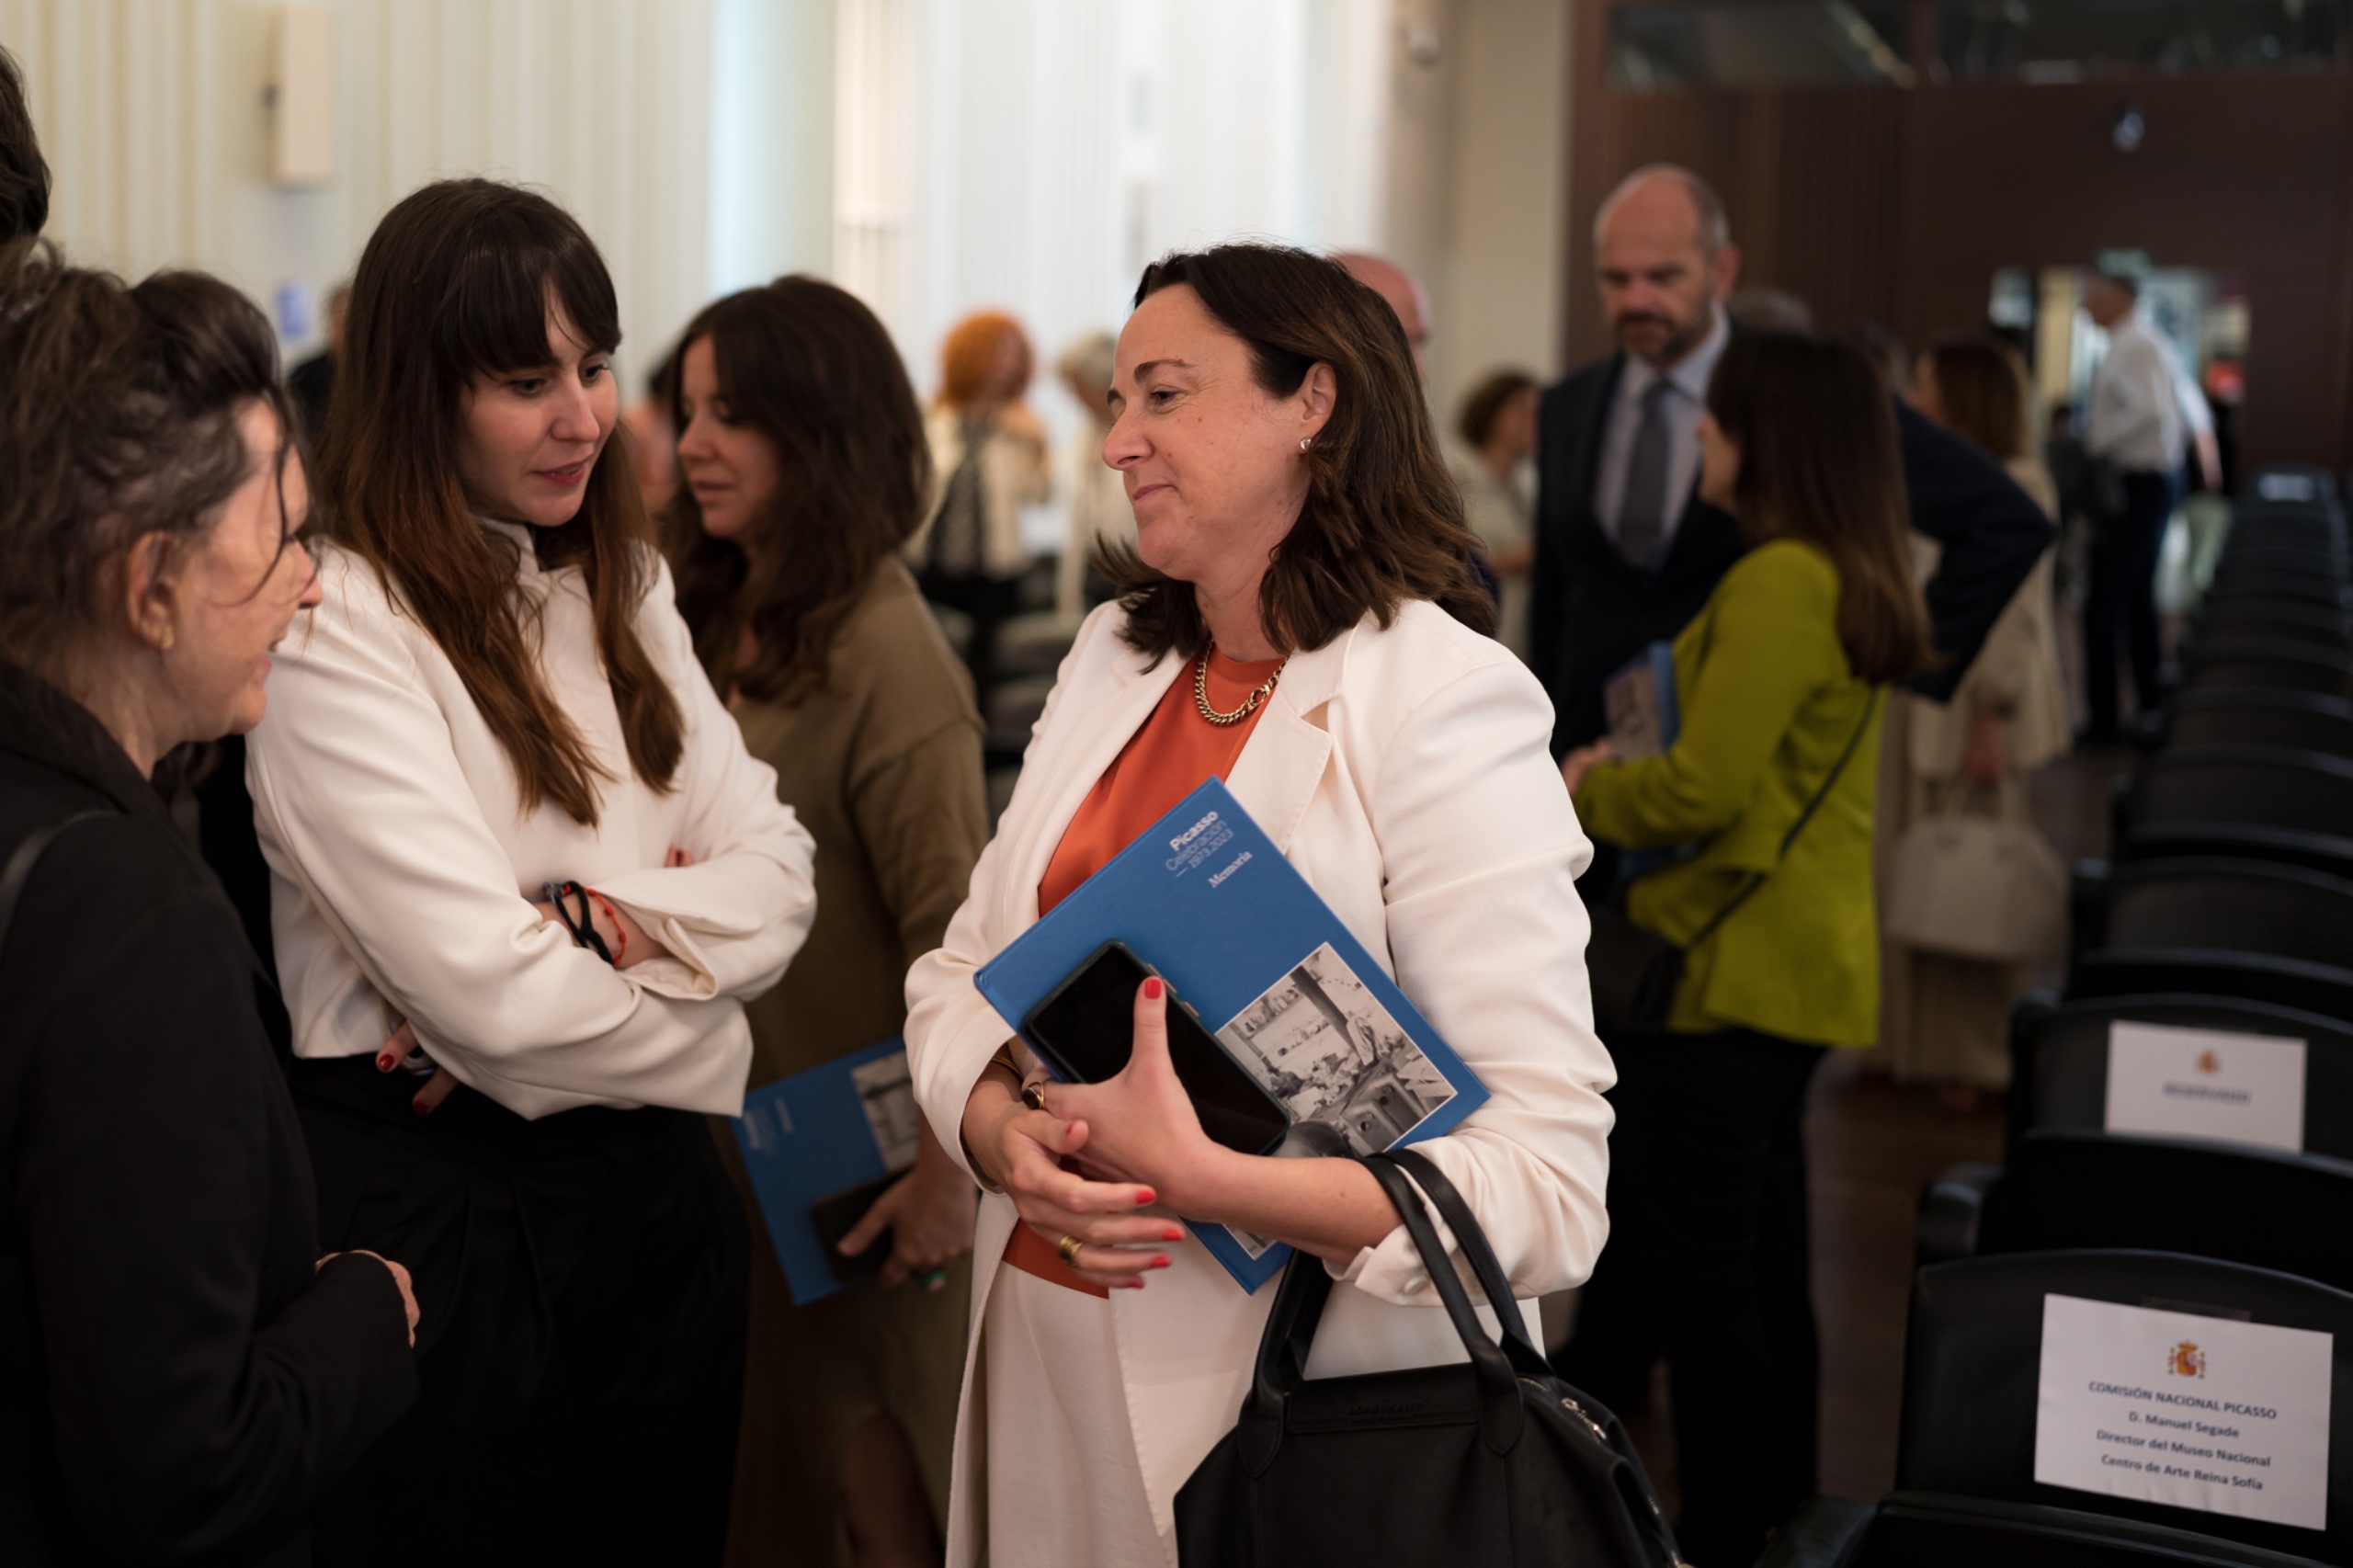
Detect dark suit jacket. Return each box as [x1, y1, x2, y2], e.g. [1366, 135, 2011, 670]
[1529, 349, 2057, 756]
[0, 663, 415, 1567]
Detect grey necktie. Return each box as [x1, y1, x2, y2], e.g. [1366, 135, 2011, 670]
[1616, 379, 1677, 571]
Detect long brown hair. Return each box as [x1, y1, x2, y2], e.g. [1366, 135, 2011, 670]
[667, 277, 933, 703]
[1921, 335, 2031, 462]
[1110, 244, 1494, 661]
[316, 179, 681, 825]
[1705, 331, 1933, 685]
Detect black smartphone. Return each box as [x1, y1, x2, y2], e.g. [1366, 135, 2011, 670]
[809, 1172, 900, 1284]
[1021, 940, 1291, 1157]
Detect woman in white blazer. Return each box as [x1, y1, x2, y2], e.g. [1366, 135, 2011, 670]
[244, 181, 816, 1565]
[903, 244, 1616, 1566]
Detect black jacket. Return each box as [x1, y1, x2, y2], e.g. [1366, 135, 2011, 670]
[0, 664, 415, 1567]
[1529, 349, 2058, 754]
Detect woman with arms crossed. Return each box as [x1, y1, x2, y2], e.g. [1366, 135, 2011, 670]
[669, 277, 983, 1568]
[0, 247, 418, 1566]
[245, 181, 816, 1565]
[903, 244, 1615, 1565]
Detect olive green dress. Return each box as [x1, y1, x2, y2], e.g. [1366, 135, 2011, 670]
[718, 559, 988, 1565]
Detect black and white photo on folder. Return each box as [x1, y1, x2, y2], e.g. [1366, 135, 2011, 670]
[975, 778, 1490, 1290]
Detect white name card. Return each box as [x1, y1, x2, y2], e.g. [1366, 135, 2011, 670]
[2035, 1293, 2332, 1531]
[2105, 1021, 2307, 1153]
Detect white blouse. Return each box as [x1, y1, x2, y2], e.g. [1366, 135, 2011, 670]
[247, 522, 816, 1121]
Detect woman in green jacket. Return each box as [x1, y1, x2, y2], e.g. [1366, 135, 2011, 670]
[1554, 332, 1932, 1566]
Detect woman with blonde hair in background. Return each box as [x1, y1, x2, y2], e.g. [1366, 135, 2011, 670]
[909, 310, 1051, 692]
[904, 244, 1613, 1565]
[1877, 335, 2069, 1107]
[669, 275, 986, 1568]
[246, 179, 817, 1564]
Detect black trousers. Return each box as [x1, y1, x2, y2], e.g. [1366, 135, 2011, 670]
[1555, 1028, 1826, 1567]
[2084, 469, 2177, 736]
[291, 1059, 749, 1567]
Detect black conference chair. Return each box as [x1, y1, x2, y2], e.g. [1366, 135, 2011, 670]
[2181, 640, 2351, 699]
[1763, 1251, 2353, 1568]
[2213, 546, 2349, 586]
[1918, 1131, 2353, 1290]
[2116, 744, 2353, 876]
[2069, 857, 2353, 1024]
[2155, 690, 2353, 762]
[2189, 601, 2353, 653]
[1767, 1494, 2339, 1567]
[1918, 994, 2353, 1288]
[2006, 993, 2353, 1158]
[2247, 465, 2346, 513]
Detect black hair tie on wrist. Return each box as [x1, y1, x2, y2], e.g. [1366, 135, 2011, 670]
[542, 880, 615, 965]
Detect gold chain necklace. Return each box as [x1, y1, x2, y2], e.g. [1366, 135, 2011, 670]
[1195, 646, 1288, 727]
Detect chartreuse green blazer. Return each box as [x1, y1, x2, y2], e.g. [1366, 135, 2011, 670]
[1574, 539, 1887, 1047]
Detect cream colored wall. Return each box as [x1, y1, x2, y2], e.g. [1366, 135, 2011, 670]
[0, 0, 711, 384]
[1384, 0, 1572, 430]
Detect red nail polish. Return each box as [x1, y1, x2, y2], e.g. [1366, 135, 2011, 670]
[1164, 1229, 1184, 1242]
[1134, 1189, 1156, 1207]
[376, 1053, 394, 1073]
[1143, 976, 1163, 999]
[1152, 1256, 1171, 1268]
[411, 1100, 428, 1115]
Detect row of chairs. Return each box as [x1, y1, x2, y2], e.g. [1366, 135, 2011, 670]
[1765, 468, 2353, 1567]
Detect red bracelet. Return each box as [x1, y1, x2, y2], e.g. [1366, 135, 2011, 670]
[585, 887, 627, 967]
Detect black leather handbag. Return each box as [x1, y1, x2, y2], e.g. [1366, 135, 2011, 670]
[1175, 1147, 1688, 1567]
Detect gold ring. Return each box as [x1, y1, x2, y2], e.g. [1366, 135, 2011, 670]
[1056, 1233, 1085, 1267]
[1021, 1083, 1048, 1111]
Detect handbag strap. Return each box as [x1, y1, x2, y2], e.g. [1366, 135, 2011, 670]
[1362, 1155, 1526, 1452]
[0, 810, 111, 957]
[1682, 685, 1882, 953]
[1383, 1146, 1552, 1381]
[1244, 1153, 1527, 1461]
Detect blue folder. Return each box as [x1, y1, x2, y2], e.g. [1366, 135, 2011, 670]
[731, 1036, 918, 1306]
[975, 778, 1487, 1291]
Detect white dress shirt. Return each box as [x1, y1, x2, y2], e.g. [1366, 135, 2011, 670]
[2086, 311, 2186, 475]
[1594, 306, 1730, 549]
[246, 523, 818, 1121]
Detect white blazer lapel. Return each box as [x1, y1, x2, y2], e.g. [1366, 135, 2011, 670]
[995, 645, 1184, 931]
[1223, 621, 1353, 853]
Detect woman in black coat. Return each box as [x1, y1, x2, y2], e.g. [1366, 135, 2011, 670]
[0, 247, 419, 1566]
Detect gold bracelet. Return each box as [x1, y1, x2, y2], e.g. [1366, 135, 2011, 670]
[987, 1042, 1023, 1082]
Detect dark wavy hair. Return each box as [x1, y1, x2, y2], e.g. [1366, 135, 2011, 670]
[666, 276, 933, 703]
[1105, 244, 1494, 660]
[316, 178, 681, 826]
[0, 45, 47, 244]
[1705, 331, 1933, 685]
[0, 244, 296, 678]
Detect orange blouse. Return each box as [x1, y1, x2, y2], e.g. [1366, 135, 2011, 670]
[1002, 646, 1285, 1295]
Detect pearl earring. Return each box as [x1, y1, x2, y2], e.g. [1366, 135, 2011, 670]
[1298, 437, 1312, 452]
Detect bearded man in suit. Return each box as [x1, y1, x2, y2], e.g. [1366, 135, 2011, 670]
[1529, 165, 2053, 762]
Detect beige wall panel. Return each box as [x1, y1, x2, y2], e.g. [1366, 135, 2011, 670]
[2, 0, 711, 379]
